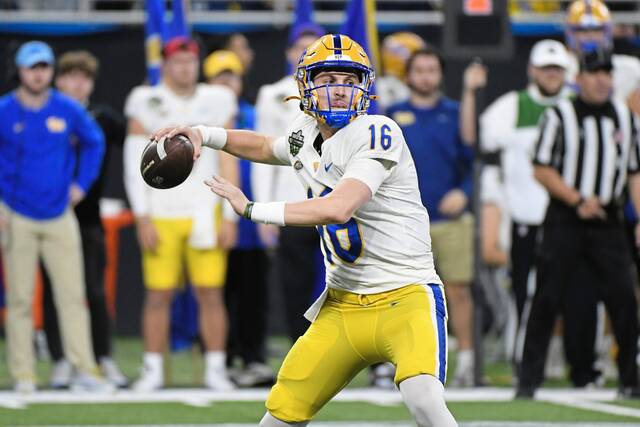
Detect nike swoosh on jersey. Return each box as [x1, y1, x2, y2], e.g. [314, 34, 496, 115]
[324, 162, 333, 172]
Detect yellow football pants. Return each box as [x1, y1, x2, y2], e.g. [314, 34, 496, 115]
[266, 283, 448, 422]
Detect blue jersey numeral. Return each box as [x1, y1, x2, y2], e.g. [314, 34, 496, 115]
[308, 187, 363, 264]
[369, 124, 392, 150]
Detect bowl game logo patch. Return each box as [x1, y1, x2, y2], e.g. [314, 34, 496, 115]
[289, 129, 304, 156]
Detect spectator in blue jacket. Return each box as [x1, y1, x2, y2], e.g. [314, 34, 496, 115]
[0, 41, 109, 393]
[387, 47, 484, 387]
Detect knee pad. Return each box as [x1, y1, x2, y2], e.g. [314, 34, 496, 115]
[399, 374, 458, 427]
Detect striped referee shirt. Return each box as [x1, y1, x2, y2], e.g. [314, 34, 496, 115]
[533, 97, 640, 207]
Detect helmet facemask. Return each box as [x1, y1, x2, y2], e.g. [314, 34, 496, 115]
[297, 65, 374, 129]
[565, 0, 612, 52]
[294, 34, 375, 128]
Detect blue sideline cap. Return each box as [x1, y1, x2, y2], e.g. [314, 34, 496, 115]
[15, 41, 54, 68]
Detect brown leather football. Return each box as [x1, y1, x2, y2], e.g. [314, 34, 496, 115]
[140, 134, 194, 189]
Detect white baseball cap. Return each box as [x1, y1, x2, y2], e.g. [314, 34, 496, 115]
[529, 39, 570, 69]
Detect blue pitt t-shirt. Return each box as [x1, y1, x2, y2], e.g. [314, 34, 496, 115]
[0, 90, 105, 220]
[234, 99, 263, 250]
[387, 97, 473, 223]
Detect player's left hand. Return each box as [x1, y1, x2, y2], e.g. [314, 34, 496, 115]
[217, 219, 238, 250]
[439, 189, 468, 217]
[463, 61, 488, 92]
[635, 221, 640, 248]
[69, 183, 86, 207]
[205, 175, 250, 217]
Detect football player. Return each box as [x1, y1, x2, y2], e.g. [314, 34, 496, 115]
[124, 37, 239, 392]
[153, 34, 457, 427]
[565, 0, 640, 112]
[377, 31, 426, 111]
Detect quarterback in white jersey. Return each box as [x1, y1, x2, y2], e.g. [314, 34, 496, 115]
[280, 112, 441, 297]
[153, 34, 456, 427]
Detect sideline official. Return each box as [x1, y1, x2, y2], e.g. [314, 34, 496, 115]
[517, 47, 640, 398]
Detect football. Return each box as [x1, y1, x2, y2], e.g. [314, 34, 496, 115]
[140, 134, 195, 189]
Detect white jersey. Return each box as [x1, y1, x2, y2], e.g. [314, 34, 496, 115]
[273, 112, 442, 300]
[376, 75, 410, 111]
[567, 53, 640, 102]
[123, 83, 237, 247]
[252, 76, 307, 203]
[479, 85, 570, 225]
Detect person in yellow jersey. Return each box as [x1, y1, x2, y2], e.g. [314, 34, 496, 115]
[153, 34, 457, 427]
[123, 37, 239, 392]
[377, 31, 426, 111]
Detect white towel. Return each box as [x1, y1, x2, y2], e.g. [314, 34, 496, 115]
[189, 203, 216, 249]
[304, 287, 328, 322]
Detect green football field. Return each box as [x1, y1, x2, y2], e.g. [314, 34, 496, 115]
[2, 338, 640, 425]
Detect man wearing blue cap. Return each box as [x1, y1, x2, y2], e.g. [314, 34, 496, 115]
[0, 41, 109, 393]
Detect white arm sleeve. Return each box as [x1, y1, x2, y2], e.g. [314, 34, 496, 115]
[271, 136, 290, 165]
[480, 91, 517, 152]
[342, 157, 389, 196]
[123, 134, 151, 217]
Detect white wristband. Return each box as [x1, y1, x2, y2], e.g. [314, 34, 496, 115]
[251, 201, 286, 226]
[194, 125, 227, 150]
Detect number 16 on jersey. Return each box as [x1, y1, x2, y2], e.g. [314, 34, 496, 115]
[370, 124, 392, 150]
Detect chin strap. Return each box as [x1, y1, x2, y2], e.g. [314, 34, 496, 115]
[283, 95, 301, 103]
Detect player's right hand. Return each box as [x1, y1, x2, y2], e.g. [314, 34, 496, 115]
[0, 213, 7, 232]
[151, 126, 203, 160]
[135, 216, 159, 251]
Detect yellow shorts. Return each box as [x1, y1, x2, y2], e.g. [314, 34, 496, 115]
[266, 284, 448, 423]
[142, 218, 227, 290]
[430, 213, 474, 284]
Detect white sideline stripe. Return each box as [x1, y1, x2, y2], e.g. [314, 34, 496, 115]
[2, 387, 640, 420]
[541, 397, 640, 419]
[0, 387, 623, 406]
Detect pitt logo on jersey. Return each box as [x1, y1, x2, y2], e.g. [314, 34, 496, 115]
[46, 117, 67, 133]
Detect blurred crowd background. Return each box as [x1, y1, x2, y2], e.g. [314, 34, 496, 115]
[2, 0, 640, 396]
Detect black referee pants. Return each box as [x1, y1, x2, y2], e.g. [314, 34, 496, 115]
[275, 226, 320, 342]
[519, 206, 639, 390]
[511, 222, 540, 324]
[224, 248, 269, 365]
